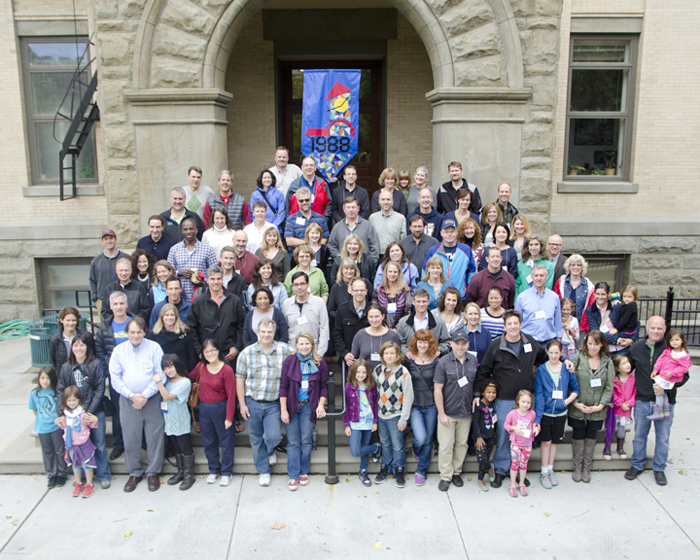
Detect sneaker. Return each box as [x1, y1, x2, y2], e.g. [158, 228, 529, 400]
[219, 476, 232, 487]
[72, 483, 84, 497]
[539, 473, 552, 489]
[413, 452, 420, 462]
[371, 443, 382, 464]
[268, 452, 278, 466]
[55, 476, 67, 488]
[258, 473, 271, 487]
[477, 479, 489, 492]
[508, 485, 518, 498]
[625, 467, 642, 481]
[359, 470, 372, 487]
[288, 479, 298, 491]
[549, 470, 559, 487]
[82, 484, 95, 498]
[451, 474, 464, 488]
[603, 445, 612, 461]
[374, 464, 391, 485]
[395, 468, 406, 488]
[206, 474, 219, 484]
[438, 479, 450, 492]
[519, 484, 528, 497]
[617, 440, 628, 460]
[100, 479, 111, 490]
[654, 471, 668, 486]
[47, 476, 56, 489]
[491, 473, 505, 489]
[415, 474, 426, 486]
[299, 475, 309, 486]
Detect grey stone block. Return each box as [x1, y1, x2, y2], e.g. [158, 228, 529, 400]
[632, 255, 683, 271]
[683, 255, 700, 270]
[105, 171, 139, 204]
[151, 57, 202, 88]
[535, 0, 563, 17]
[562, 237, 640, 254]
[639, 238, 698, 254]
[118, 0, 146, 19]
[153, 24, 208, 63]
[439, 0, 493, 36]
[96, 0, 118, 19]
[0, 242, 23, 258]
[454, 55, 505, 86]
[161, 0, 216, 41]
[450, 22, 501, 61]
[104, 127, 135, 159]
[97, 34, 134, 67]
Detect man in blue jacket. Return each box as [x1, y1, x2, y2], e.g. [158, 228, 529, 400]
[422, 219, 475, 298]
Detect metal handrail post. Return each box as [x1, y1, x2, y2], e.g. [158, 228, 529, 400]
[665, 286, 674, 327]
[325, 366, 339, 484]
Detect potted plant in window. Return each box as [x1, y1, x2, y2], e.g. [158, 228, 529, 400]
[603, 152, 617, 175]
[568, 164, 585, 176]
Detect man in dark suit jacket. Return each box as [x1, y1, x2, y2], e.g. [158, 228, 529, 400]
[548, 234, 567, 286]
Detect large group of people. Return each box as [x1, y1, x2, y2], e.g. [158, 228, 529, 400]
[29, 148, 691, 499]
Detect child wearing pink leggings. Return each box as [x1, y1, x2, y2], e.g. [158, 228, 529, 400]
[504, 390, 539, 498]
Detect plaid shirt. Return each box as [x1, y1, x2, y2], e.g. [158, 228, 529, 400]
[167, 240, 218, 300]
[236, 340, 292, 401]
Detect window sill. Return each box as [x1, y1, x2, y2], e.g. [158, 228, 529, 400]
[23, 184, 104, 197]
[556, 181, 638, 194]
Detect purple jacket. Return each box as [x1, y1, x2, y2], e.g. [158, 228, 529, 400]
[342, 383, 379, 428]
[280, 355, 329, 424]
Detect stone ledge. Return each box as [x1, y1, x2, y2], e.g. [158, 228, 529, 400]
[22, 184, 104, 197]
[0, 221, 107, 241]
[124, 88, 234, 105]
[426, 86, 532, 103]
[552, 217, 700, 237]
[557, 181, 639, 193]
[571, 16, 644, 34]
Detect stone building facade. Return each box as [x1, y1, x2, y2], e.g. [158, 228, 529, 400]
[0, 0, 698, 321]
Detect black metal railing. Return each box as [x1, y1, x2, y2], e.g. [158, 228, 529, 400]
[323, 361, 347, 484]
[638, 287, 700, 347]
[42, 290, 98, 335]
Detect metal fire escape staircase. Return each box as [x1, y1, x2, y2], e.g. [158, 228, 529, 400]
[55, 39, 99, 201]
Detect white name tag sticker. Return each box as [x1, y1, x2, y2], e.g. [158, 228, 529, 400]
[371, 352, 380, 362]
[301, 380, 309, 389]
[521, 428, 531, 438]
[458, 376, 468, 388]
[235, 269, 241, 275]
[491, 413, 498, 424]
[535, 310, 547, 320]
[297, 316, 308, 325]
[468, 350, 477, 357]
[502, 266, 508, 271]
[160, 401, 168, 413]
[552, 390, 564, 399]
[387, 302, 397, 314]
[310, 260, 317, 267]
[295, 217, 306, 226]
[523, 343, 532, 353]
[526, 274, 533, 285]
[599, 324, 609, 333]
[590, 378, 602, 388]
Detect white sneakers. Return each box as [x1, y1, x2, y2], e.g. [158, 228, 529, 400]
[268, 452, 278, 466]
[206, 474, 219, 484]
[259, 473, 271, 487]
[220, 476, 231, 487]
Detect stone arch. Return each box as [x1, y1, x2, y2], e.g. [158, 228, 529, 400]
[132, 0, 523, 91]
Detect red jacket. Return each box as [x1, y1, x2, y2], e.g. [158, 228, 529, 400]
[289, 177, 331, 216]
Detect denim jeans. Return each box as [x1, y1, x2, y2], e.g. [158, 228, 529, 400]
[285, 403, 314, 480]
[245, 397, 283, 475]
[410, 405, 437, 477]
[90, 410, 111, 482]
[349, 429, 374, 471]
[199, 400, 235, 476]
[631, 400, 675, 472]
[377, 416, 406, 471]
[493, 398, 515, 476]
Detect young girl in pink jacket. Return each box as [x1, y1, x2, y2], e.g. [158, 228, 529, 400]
[611, 356, 636, 459]
[648, 328, 692, 420]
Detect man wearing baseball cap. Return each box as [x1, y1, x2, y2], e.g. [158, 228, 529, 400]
[421, 219, 476, 298]
[89, 229, 128, 318]
[434, 329, 478, 491]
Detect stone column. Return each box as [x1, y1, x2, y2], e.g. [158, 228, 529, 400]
[427, 87, 531, 210]
[124, 88, 234, 232]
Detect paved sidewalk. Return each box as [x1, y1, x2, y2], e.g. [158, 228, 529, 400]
[0, 337, 698, 559]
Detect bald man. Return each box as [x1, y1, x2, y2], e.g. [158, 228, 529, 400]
[548, 234, 567, 285]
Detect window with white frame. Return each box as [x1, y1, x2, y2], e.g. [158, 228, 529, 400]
[20, 37, 97, 185]
[564, 35, 638, 181]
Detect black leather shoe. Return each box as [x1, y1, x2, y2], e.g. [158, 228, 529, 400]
[148, 475, 161, 492]
[451, 474, 464, 487]
[654, 471, 667, 486]
[109, 448, 124, 461]
[124, 476, 142, 493]
[491, 473, 505, 488]
[625, 467, 642, 481]
[438, 479, 450, 492]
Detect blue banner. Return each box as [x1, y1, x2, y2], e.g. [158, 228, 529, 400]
[301, 69, 360, 183]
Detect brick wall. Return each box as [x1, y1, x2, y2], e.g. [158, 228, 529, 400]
[386, 13, 434, 184]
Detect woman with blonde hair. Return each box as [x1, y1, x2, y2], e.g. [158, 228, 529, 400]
[255, 226, 290, 282]
[280, 331, 328, 491]
[509, 214, 532, 261]
[463, 302, 491, 364]
[303, 222, 331, 287]
[328, 258, 373, 323]
[552, 254, 595, 329]
[371, 167, 407, 215]
[480, 202, 503, 249]
[416, 256, 452, 310]
[147, 303, 197, 371]
[330, 233, 375, 282]
[373, 261, 411, 329]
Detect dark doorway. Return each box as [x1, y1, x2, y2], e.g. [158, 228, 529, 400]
[279, 60, 383, 197]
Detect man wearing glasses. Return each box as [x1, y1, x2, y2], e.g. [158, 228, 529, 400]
[547, 234, 567, 285]
[284, 186, 329, 260]
[333, 278, 371, 368]
[282, 271, 330, 355]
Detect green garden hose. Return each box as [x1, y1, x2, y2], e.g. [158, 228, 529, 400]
[0, 319, 32, 341]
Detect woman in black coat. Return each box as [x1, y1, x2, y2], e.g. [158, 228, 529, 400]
[49, 306, 94, 374]
[147, 303, 198, 370]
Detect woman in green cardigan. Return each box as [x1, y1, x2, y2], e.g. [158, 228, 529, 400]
[568, 329, 614, 483]
[515, 234, 555, 297]
[284, 244, 329, 303]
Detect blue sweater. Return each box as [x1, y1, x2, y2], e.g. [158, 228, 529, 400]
[534, 362, 580, 424]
